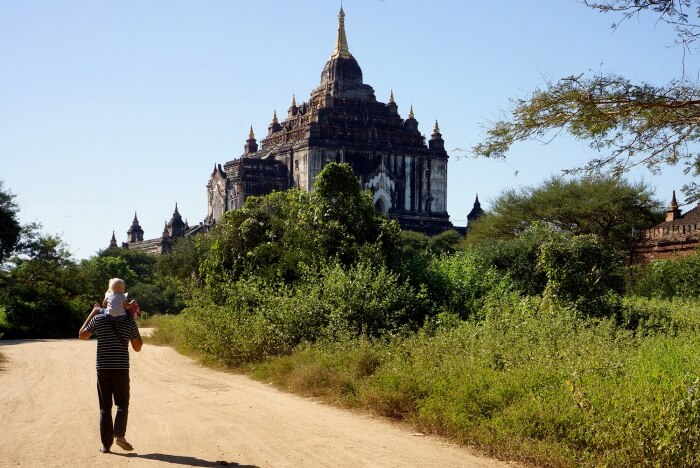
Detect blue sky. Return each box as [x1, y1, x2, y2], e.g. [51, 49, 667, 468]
[1, 0, 694, 259]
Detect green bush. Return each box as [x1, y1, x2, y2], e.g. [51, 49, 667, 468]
[248, 295, 700, 466]
[629, 251, 700, 299]
[170, 260, 427, 365]
[472, 223, 556, 296]
[426, 249, 514, 319]
[538, 232, 625, 319]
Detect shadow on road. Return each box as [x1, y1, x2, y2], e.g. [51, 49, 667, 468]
[110, 452, 258, 467]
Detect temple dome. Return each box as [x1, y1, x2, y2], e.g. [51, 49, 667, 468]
[315, 7, 374, 101]
[320, 55, 363, 87]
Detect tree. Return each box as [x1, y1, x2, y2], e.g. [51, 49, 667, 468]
[472, 1, 700, 203]
[466, 176, 663, 247]
[200, 163, 399, 288]
[0, 181, 22, 264]
[2, 234, 84, 338]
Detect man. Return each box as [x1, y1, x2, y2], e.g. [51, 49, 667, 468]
[79, 304, 142, 453]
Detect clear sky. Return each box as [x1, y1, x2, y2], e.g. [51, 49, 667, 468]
[1, 0, 695, 260]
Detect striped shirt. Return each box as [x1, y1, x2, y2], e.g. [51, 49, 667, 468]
[85, 314, 141, 369]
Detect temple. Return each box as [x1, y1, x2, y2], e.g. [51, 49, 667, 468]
[110, 206, 207, 254]
[206, 7, 453, 234]
[631, 191, 700, 263]
[108, 7, 466, 254]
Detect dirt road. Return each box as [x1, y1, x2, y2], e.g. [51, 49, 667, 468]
[0, 334, 517, 467]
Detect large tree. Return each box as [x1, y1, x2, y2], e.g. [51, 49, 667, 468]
[466, 176, 663, 247]
[473, 0, 700, 202]
[200, 163, 399, 286]
[0, 181, 22, 264]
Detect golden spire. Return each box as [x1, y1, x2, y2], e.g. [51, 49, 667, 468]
[249, 125, 255, 139]
[434, 120, 440, 133]
[408, 105, 414, 119]
[331, 6, 352, 59]
[389, 90, 395, 104]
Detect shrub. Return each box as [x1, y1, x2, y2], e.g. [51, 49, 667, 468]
[628, 251, 700, 299]
[248, 295, 700, 466]
[538, 232, 625, 319]
[426, 249, 513, 319]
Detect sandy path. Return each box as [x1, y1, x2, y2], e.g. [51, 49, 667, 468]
[0, 334, 517, 468]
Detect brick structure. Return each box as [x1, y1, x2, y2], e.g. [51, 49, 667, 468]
[112, 205, 207, 254]
[631, 191, 700, 263]
[206, 7, 454, 234]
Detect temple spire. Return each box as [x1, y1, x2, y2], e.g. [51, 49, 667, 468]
[434, 120, 440, 133]
[331, 6, 352, 59]
[244, 125, 258, 154]
[670, 190, 678, 210]
[273, 110, 278, 124]
[666, 190, 682, 222]
[408, 105, 415, 119]
[389, 90, 395, 104]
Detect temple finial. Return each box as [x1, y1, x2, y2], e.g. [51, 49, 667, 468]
[291, 95, 297, 107]
[249, 125, 255, 139]
[273, 110, 278, 123]
[331, 6, 352, 59]
[389, 90, 395, 104]
[434, 119, 440, 133]
[670, 190, 678, 209]
[408, 105, 415, 119]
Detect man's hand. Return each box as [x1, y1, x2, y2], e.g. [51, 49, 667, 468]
[79, 306, 100, 340]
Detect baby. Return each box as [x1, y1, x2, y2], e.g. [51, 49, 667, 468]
[101, 278, 136, 318]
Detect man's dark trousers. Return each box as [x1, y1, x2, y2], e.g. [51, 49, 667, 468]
[96, 369, 130, 450]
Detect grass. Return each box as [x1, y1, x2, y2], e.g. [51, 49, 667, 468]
[246, 296, 700, 467]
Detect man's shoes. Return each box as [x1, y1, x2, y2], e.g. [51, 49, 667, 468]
[99, 446, 110, 453]
[115, 437, 134, 451]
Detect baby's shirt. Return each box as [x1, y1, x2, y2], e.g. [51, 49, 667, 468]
[104, 292, 127, 317]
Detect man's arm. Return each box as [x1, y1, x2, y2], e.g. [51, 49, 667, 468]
[129, 318, 143, 352]
[79, 305, 100, 340]
[131, 337, 143, 352]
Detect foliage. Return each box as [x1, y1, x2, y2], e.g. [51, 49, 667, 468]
[77, 255, 136, 304]
[250, 295, 700, 467]
[472, 2, 700, 202]
[201, 190, 320, 285]
[168, 260, 427, 365]
[459, 224, 625, 319]
[425, 249, 512, 319]
[425, 229, 462, 256]
[156, 234, 211, 294]
[620, 295, 700, 335]
[98, 247, 157, 282]
[585, 0, 700, 50]
[1, 235, 85, 338]
[471, 224, 556, 296]
[538, 232, 625, 318]
[628, 250, 700, 298]
[0, 181, 22, 264]
[199, 163, 399, 288]
[466, 175, 662, 247]
[389, 229, 463, 288]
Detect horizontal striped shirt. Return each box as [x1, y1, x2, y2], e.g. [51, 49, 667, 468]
[86, 314, 141, 370]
